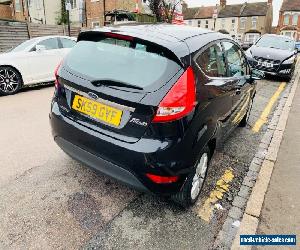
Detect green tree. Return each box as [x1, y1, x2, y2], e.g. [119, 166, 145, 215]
[147, 0, 181, 23]
[148, 0, 163, 22]
[56, 0, 68, 25]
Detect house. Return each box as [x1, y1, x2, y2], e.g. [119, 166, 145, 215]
[27, 0, 83, 26]
[0, 0, 13, 20]
[183, 4, 216, 30]
[216, 0, 272, 43]
[86, 0, 144, 28]
[183, 0, 272, 44]
[215, 1, 241, 40]
[0, 0, 29, 21]
[278, 0, 300, 40]
[26, 0, 57, 24]
[237, 1, 273, 44]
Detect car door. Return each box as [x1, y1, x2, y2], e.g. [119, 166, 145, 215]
[29, 38, 61, 83]
[193, 42, 237, 140]
[222, 41, 252, 129]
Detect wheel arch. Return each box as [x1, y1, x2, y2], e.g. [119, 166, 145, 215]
[0, 64, 24, 85]
[207, 138, 217, 157]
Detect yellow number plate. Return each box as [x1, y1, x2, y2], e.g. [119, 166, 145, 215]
[72, 95, 123, 127]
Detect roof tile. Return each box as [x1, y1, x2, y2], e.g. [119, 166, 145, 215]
[281, 0, 300, 11]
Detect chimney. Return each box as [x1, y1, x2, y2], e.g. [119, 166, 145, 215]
[220, 0, 226, 7]
[182, 1, 188, 11]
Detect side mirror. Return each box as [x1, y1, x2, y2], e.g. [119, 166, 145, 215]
[35, 45, 46, 52]
[251, 69, 265, 80]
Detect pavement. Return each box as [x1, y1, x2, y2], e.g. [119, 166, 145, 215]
[0, 77, 293, 249]
[256, 73, 300, 248]
[231, 64, 300, 250]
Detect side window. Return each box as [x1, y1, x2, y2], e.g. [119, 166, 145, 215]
[196, 43, 226, 78]
[37, 38, 59, 50]
[222, 41, 248, 77]
[60, 38, 76, 48]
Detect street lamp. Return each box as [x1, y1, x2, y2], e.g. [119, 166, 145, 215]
[65, 0, 71, 36]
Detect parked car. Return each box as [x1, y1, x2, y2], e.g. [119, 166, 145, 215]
[50, 25, 258, 206]
[0, 36, 76, 95]
[296, 41, 300, 52]
[245, 34, 297, 80]
[241, 41, 254, 50]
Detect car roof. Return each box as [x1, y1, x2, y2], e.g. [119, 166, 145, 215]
[79, 24, 229, 65]
[91, 24, 214, 41]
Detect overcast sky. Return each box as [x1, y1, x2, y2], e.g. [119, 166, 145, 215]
[184, 0, 283, 26]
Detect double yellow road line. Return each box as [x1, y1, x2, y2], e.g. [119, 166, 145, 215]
[252, 82, 286, 133]
[197, 81, 286, 222]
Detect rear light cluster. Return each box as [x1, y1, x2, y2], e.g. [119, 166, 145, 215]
[54, 61, 62, 89]
[153, 66, 196, 123]
[146, 173, 179, 184]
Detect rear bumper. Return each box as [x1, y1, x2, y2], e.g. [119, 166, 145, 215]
[50, 100, 191, 195]
[55, 136, 148, 192]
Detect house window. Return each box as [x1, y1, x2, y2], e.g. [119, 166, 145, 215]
[70, 0, 77, 9]
[92, 21, 100, 28]
[231, 19, 235, 31]
[15, 0, 21, 12]
[188, 20, 192, 26]
[240, 17, 246, 29]
[198, 20, 201, 27]
[28, 0, 32, 7]
[283, 31, 292, 37]
[252, 16, 257, 29]
[205, 20, 209, 29]
[246, 33, 260, 43]
[284, 14, 290, 25]
[292, 14, 298, 25]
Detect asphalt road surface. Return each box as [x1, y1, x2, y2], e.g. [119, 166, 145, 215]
[0, 79, 288, 250]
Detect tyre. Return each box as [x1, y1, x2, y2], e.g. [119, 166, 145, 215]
[0, 66, 22, 96]
[285, 74, 292, 82]
[171, 146, 211, 207]
[239, 98, 253, 127]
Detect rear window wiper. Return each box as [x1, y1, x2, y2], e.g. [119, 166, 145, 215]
[91, 79, 143, 90]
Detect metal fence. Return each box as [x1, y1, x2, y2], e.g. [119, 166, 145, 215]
[0, 20, 81, 52]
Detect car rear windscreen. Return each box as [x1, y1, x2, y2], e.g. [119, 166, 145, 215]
[64, 36, 182, 91]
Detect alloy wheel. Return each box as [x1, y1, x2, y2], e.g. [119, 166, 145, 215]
[191, 153, 208, 200]
[0, 68, 21, 94]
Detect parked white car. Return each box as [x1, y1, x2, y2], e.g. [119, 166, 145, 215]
[0, 36, 77, 95]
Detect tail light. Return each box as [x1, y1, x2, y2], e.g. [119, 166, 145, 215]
[152, 66, 196, 123]
[54, 61, 62, 89]
[146, 173, 179, 184]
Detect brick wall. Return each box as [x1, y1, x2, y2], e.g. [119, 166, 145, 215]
[0, 4, 12, 20]
[86, 0, 104, 28]
[85, 0, 143, 28]
[278, 11, 300, 40]
[12, 0, 28, 22]
[106, 0, 140, 12]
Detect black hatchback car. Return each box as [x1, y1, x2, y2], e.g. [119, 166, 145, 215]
[50, 25, 257, 206]
[245, 34, 297, 80]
